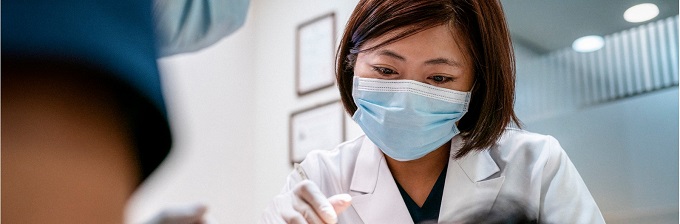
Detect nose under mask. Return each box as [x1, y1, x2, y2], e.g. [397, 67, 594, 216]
[351, 76, 471, 161]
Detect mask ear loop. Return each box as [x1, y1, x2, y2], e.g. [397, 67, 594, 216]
[464, 80, 476, 111]
[468, 80, 477, 93]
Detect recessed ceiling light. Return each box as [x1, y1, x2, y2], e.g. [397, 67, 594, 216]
[624, 3, 659, 23]
[572, 35, 605, 53]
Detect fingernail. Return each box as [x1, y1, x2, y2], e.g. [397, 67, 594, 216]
[322, 206, 338, 222]
[329, 194, 352, 206]
[336, 194, 352, 203]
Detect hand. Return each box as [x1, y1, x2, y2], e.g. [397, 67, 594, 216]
[145, 203, 214, 224]
[261, 180, 352, 224]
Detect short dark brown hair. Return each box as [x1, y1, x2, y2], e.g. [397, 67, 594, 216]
[336, 0, 521, 158]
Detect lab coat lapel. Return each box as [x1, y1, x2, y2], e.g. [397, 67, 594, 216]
[439, 135, 505, 222]
[349, 138, 414, 224]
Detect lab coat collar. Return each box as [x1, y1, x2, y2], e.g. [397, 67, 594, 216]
[348, 135, 502, 192]
[449, 135, 500, 182]
[348, 135, 504, 223]
[349, 137, 383, 194]
[439, 135, 505, 222]
[349, 137, 414, 224]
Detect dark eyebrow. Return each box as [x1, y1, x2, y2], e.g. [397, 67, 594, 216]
[376, 50, 406, 61]
[377, 50, 461, 67]
[378, 50, 462, 67]
[425, 58, 462, 67]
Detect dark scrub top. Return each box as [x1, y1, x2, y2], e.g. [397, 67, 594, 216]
[3, 0, 171, 181]
[396, 165, 448, 223]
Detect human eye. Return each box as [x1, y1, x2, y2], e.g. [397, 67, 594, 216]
[428, 75, 454, 84]
[371, 66, 398, 76]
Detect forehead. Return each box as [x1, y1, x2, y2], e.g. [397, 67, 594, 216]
[359, 24, 472, 63]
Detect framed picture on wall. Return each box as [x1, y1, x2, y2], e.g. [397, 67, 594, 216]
[289, 100, 345, 165]
[296, 13, 336, 96]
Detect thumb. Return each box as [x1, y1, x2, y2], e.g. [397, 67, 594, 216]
[327, 194, 352, 215]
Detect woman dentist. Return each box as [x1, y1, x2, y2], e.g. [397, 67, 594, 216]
[261, 0, 605, 223]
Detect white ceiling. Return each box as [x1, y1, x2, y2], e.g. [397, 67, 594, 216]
[501, 0, 679, 54]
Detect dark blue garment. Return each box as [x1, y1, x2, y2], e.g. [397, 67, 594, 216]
[395, 165, 448, 224]
[3, 0, 165, 112]
[3, 0, 171, 181]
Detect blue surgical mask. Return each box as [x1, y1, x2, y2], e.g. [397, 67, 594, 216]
[352, 77, 471, 161]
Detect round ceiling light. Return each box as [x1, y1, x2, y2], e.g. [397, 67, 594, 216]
[572, 35, 605, 53]
[624, 3, 659, 23]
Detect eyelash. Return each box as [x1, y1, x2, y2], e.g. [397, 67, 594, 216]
[371, 66, 398, 76]
[428, 75, 454, 84]
[370, 66, 454, 84]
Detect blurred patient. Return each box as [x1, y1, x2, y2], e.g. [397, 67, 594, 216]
[2, 0, 248, 223]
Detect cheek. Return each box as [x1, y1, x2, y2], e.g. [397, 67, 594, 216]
[353, 53, 390, 79]
[352, 60, 375, 78]
[443, 68, 475, 91]
[352, 65, 365, 78]
[462, 69, 475, 91]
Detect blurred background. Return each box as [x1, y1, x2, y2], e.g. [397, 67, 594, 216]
[125, 0, 679, 223]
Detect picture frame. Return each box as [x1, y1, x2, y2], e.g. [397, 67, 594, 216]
[289, 100, 345, 165]
[295, 13, 336, 96]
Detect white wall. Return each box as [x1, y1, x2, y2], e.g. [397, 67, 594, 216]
[250, 0, 362, 219]
[125, 6, 258, 224]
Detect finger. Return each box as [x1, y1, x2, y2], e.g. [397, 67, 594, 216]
[293, 180, 337, 224]
[262, 195, 294, 224]
[285, 212, 309, 224]
[292, 197, 325, 224]
[327, 194, 352, 215]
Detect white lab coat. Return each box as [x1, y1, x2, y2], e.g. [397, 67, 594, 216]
[271, 128, 605, 224]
